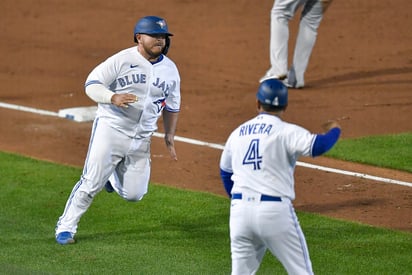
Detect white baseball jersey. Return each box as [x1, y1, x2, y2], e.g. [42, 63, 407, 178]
[86, 46, 181, 138]
[220, 113, 315, 201]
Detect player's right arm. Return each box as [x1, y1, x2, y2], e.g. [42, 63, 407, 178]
[85, 83, 138, 108]
[220, 169, 234, 197]
[220, 134, 235, 197]
[85, 50, 140, 108]
[85, 83, 114, 103]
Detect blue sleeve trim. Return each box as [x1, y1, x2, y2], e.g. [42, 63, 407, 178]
[220, 169, 234, 197]
[85, 80, 102, 87]
[312, 128, 341, 157]
[165, 106, 180, 113]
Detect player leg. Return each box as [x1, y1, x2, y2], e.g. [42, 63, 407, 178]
[230, 199, 266, 275]
[263, 199, 314, 274]
[287, 0, 332, 88]
[261, 0, 303, 82]
[108, 137, 151, 202]
[55, 119, 127, 238]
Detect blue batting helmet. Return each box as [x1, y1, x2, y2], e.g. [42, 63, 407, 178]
[133, 16, 173, 42]
[256, 79, 288, 107]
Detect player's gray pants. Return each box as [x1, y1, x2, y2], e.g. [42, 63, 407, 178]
[55, 118, 151, 236]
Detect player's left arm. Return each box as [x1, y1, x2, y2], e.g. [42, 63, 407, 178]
[163, 109, 179, 160]
[162, 69, 180, 161]
[312, 120, 341, 157]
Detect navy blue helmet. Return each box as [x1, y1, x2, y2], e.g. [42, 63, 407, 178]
[256, 79, 288, 107]
[133, 16, 172, 55]
[134, 16, 173, 40]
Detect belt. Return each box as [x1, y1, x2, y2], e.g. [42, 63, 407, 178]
[231, 193, 282, 202]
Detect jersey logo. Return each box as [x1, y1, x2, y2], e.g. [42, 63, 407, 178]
[156, 20, 167, 30]
[153, 98, 166, 113]
[242, 139, 263, 170]
[130, 64, 139, 68]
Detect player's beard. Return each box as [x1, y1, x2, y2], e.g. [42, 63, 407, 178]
[141, 43, 164, 60]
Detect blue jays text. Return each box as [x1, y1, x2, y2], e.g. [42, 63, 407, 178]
[117, 74, 173, 95]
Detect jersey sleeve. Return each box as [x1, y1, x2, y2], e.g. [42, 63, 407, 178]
[165, 77, 180, 112]
[285, 124, 317, 158]
[220, 133, 234, 173]
[312, 127, 341, 157]
[164, 61, 181, 113]
[85, 55, 119, 89]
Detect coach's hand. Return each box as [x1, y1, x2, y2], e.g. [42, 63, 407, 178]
[322, 120, 341, 131]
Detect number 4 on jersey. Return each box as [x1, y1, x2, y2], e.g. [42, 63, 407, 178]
[242, 139, 262, 170]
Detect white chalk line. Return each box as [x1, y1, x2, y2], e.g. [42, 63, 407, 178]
[153, 133, 412, 188]
[1, 101, 411, 188]
[0, 102, 59, 117]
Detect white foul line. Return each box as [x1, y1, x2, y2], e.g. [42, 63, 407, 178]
[153, 133, 412, 188]
[153, 132, 226, 150]
[1, 101, 411, 188]
[295, 161, 412, 187]
[0, 102, 59, 117]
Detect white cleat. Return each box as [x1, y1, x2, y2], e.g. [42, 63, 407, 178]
[283, 78, 304, 89]
[259, 73, 287, 83]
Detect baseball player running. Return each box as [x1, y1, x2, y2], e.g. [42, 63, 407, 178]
[260, 0, 334, 88]
[55, 16, 181, 245]
[219, 79, 341, 274]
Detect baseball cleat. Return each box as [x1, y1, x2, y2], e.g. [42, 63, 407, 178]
[56, 231, 75, 245]
[259, 73, 287, 83]
[284, 82, 304, 89]
[105, 181, 115, 193]
[284, 69, 304, 88]
[283, 78, 304, 89]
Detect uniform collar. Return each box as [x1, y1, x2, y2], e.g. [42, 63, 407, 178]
[150, 54, 164, 65]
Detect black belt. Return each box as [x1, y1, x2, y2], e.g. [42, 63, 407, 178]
[232, 193, 282, 202]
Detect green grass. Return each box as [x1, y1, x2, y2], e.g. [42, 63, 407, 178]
[0, 130, 412, 275]
[326, 132, 412, 173]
